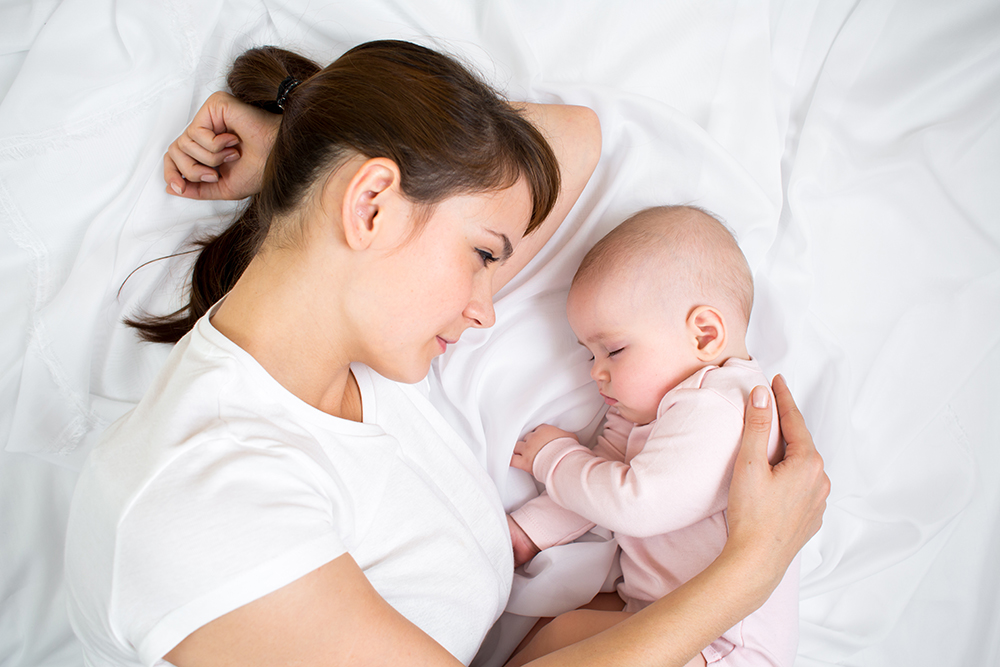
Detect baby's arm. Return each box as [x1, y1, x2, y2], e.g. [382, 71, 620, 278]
[507, 412, 634, 560]
[510, 424, 578, 474]
[534, 390, 746, 537]
[510, 409, 630, 476]
[509, 425, 595, 561]
[508, 493, 595, 563]
[507, 515, 541, 567]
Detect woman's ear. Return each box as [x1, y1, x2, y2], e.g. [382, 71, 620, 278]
[338, 157, 400, 250]
[687, 305, 727, 362]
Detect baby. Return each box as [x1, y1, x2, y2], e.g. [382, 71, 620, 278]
[507, 206, 799, 667]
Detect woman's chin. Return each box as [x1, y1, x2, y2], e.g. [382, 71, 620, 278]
[376, 359, 433, 386]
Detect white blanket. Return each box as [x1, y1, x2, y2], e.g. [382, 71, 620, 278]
[1, 1, 997, 665]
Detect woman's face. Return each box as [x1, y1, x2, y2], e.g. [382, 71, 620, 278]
[356, 180, 533, 384]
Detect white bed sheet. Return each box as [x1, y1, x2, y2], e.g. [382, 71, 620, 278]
[1, 1, 997, 665]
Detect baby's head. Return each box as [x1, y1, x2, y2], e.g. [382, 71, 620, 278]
[567, 206, 753, 425]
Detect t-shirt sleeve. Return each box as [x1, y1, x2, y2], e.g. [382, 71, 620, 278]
[113, 438, 351, 666]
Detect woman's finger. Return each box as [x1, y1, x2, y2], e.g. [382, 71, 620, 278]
[178, 132, 239, 169]
[163, 151, 188, 196]
[769, 375, 830, 539]
[165, 142, 219, 184]
[188, 123, 240, 156]
[185, 91, 241, 151]
[733, 385, 773, 474]
[163, 151, 225, 200]
[165, 141, 215, 182]
[771, 375, 809, 456]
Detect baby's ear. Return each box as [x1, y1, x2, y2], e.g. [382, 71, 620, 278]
[687, 306, 727, 362]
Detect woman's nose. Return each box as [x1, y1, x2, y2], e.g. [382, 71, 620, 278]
[464, 282, 496, 329]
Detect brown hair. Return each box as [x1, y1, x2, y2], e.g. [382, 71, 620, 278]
[129, 40, 561, 343]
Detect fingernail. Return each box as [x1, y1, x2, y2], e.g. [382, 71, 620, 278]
[201, 173, 219, 183]
[752, 385, 770, 409]
[225, 139, 239, 148]
[170, 182, 182, 195]
[223, 152, 239, 162]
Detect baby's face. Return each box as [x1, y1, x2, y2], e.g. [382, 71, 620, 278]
[567, 275, 703, 426]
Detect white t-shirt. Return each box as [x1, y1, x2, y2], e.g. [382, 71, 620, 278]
[64, 311, 513, 666]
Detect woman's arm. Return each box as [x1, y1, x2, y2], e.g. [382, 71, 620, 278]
[521, 377, 829, 667]
[165, 377, 827, 667]
[492, 103, 601, 292]
[165, 552, 465, 667]
[162, 95, 601, 292]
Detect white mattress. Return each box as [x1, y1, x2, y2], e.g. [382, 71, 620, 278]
[1, 1, 997, 665]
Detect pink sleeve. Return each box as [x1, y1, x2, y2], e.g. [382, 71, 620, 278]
[509, 492, 596, 550]
[508, 412, 630, 550]
[591, 408, 630, 461]
[532, 389, 745, 537]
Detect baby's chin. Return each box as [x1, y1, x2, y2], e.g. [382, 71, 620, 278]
[617, 405, 656, 426]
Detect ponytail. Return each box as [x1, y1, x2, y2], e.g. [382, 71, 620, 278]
[128, 41, 560, 344]
[126, 48, 319, 343]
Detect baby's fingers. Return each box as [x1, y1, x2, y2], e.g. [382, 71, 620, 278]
[510, 443, 531, 473]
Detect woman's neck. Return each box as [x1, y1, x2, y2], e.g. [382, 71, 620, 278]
[210, 246, 363, 421]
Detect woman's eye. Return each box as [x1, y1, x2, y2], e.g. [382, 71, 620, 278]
[476, 248, 498, 266]
[608, 347, 624, 358]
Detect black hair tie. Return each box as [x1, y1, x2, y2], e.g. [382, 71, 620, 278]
[274, 76, 301, 112]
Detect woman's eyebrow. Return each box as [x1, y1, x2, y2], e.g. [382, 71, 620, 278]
[486, 230, 514, 261]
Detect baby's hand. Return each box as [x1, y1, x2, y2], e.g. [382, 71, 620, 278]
[507, 515, 540, 568]
[510, 424, 577, 475]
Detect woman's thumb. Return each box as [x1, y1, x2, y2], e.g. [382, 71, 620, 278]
[737, 385, 774, 468]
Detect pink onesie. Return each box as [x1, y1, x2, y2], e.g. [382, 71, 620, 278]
[511, 357, 800, 666]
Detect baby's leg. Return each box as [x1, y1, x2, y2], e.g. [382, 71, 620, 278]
[504, 608, 634, 667]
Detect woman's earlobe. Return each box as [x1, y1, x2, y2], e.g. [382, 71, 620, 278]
[689, 306, 726, 362]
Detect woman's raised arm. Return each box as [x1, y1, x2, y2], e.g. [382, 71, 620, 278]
[491, 103, 601, 292]
[163, 94, 601, 293]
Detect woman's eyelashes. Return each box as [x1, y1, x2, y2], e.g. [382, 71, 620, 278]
[476, 248, 499, 266]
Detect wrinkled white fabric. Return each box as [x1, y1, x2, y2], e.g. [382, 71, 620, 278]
[0, 1, 997, 666]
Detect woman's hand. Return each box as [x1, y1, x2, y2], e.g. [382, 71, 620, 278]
[725, 375, 830, 597]
[164, 92, 279, 200]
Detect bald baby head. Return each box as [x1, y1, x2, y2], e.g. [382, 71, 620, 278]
[573, 206, 754, 330]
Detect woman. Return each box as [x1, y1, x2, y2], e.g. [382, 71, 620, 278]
[65, 41, 828, 667]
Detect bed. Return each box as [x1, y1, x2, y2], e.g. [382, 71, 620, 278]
[1, 1, 997, 665]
